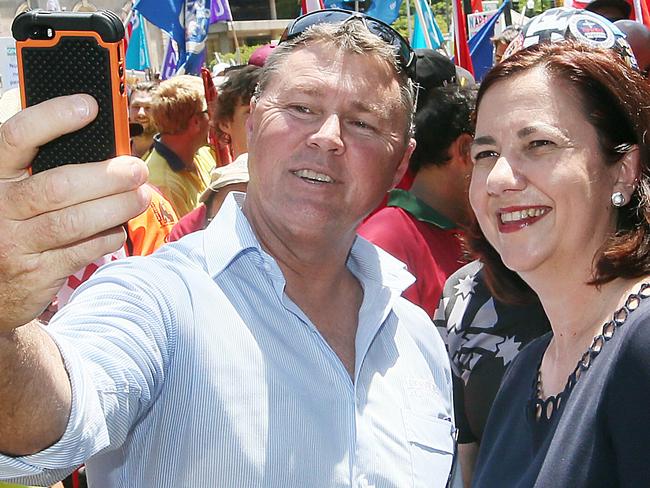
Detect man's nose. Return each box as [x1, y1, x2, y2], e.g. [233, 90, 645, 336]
[308, 114, 344, 154]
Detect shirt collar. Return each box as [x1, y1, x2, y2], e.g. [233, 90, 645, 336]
[203, 193, 414, 293]
[387, 189, 458, 230]
[203, 192, 262, 278]
[153, 134, 185, 173]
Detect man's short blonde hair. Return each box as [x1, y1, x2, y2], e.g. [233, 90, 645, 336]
[151, 75, 206, 135]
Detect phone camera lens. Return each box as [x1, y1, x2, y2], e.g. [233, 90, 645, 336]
[30, 27, 54, 40]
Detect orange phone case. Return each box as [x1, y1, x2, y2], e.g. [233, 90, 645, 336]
[13, 10, 129, 173]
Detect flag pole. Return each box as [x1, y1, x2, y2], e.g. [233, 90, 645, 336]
[355, 1, 360, 11]
[229, 21, 241, 64]
[413, 0, 433, 49]
[632, 0, 643, 22]
[406, 0, 412, 40]
[141, 14, 153, 71]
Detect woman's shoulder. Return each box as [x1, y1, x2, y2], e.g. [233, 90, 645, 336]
[611, 296, 650, 366]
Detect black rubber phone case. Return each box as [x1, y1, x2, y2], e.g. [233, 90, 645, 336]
[13, 10, 126, 173]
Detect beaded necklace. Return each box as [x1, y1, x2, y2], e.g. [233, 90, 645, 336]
[534, 282, 650, 422]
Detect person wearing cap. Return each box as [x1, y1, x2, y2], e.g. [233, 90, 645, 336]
[145, 75, 215, 218]
[0, 10, 457, 487]
[412, 48, 457, 104]
[247, 42, 276, 67]
[363, 48, 459, 218]
[359, 50, 476, 318]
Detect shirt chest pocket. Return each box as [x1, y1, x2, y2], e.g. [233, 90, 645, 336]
[403, 410, 456, 488]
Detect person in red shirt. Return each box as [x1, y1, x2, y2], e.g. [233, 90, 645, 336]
[358, 53, 477, 317]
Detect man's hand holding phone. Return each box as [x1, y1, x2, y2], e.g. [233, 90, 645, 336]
[0, 94, 150, 332]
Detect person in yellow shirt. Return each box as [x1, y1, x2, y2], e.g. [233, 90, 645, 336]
[146, 75, 215, 217]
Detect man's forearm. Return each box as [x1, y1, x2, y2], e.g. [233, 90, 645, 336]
[0, 322, 71, 456]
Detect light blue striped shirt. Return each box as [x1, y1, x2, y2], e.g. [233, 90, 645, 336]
[0, 193, 456, 487]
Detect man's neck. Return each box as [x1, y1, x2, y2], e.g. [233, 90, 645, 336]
[159, 134, 197, 170]
[132, 134, 154, 159]
[409, 166, 469, 227]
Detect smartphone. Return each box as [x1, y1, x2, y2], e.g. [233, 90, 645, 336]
[12, 10, 130, 174]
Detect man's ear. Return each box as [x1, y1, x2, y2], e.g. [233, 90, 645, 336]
[390, 138, 416, 189]
[613, 145, 641, 200]
[450, 132, 474, 167]
[245, 97, 257, 138]
[218, 119, 232, 137]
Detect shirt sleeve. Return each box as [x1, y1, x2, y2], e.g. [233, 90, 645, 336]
[0, 258, 177, 485]
[453, 373, 477, 444]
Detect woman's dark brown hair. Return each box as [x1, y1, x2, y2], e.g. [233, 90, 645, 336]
[466, 40, 650, 303]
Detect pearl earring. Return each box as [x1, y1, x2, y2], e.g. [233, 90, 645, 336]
[611, 192, 626, 207]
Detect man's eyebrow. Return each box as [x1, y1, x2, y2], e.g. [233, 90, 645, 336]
[350, 100, 392, 120]
[286, 85, 392, 120]
[517, 126, 538, 138]
[288, 84, 324, 98]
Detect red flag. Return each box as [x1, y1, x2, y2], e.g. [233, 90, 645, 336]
[631, 0, 650, 26]
[301, 0, 325, 14]
[453, 0, 475, 75]
[201, 67, 231, 167]
[471, 0, 484, 12]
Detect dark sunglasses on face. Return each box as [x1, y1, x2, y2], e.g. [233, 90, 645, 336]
[279, 8, 416, 79]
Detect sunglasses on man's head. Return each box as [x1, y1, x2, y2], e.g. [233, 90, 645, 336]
[279, 9, 416, 79]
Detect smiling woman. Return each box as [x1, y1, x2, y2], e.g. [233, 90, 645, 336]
[466, 40, 650, 487]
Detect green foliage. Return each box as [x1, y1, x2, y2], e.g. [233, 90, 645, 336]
[210, 43, 264, 67]
[393, 0, 450, 41]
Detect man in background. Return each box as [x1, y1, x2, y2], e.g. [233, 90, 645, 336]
[146, 75, 215, 217]
[359, 50, 477, 317]
[128, 81, 159, 159]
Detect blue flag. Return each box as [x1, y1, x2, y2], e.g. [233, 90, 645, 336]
[323, 1, 362, 9]
[134, 0, 185, 47]
[366, 0, 404, 24]
[177, 0, 212, 74]
[161, 39, 179, 80]
[468, 0, 509, 81]
[411, 0, 445, 49]
[135, 0, 232, 76]
[125, 13, 151, 70]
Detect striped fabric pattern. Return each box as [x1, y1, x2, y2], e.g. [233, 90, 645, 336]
[0, 193, 455, 488]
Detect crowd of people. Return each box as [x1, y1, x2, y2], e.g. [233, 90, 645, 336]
[0, 3, 649, 488]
